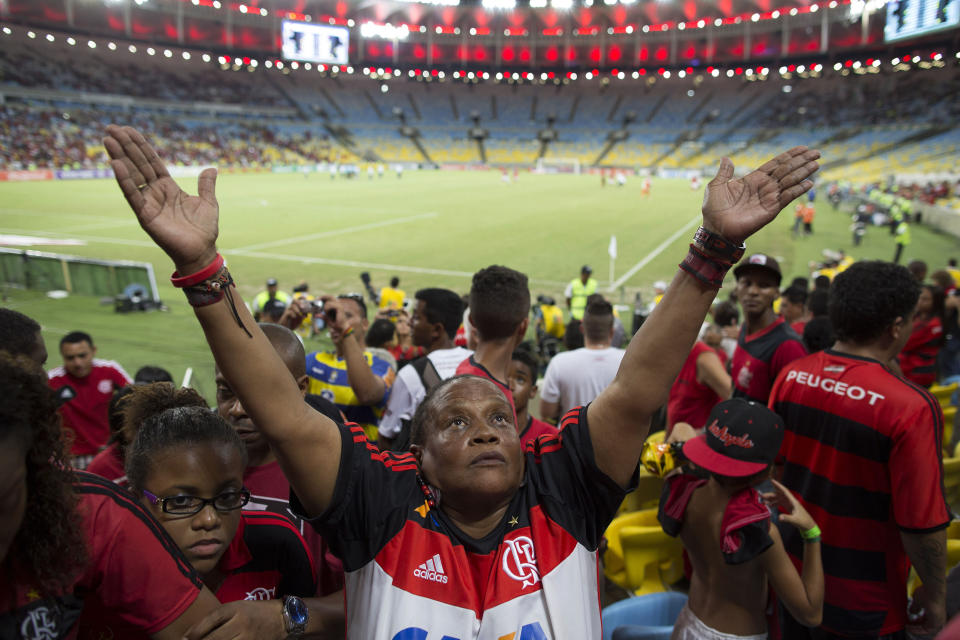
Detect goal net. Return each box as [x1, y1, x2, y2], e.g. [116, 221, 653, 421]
[535, 157, 581, 175]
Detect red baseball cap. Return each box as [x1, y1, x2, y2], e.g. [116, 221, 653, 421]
[682, 399, 785, 477]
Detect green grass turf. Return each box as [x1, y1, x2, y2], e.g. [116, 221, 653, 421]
[2, 168, 958, 400]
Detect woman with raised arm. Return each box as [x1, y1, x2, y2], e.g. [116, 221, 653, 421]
[103, 123, 818, 639]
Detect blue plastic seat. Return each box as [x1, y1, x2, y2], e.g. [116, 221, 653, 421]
[601, 592, 688, 640]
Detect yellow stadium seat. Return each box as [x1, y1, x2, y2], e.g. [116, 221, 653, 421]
[944, 406, 956, 450]
[618, 472, 664, 514]
[931, 383, 958, 410]
[604, 509, 660, 587]
[942, 457, 960, 506]
[620, 525, 684, 596]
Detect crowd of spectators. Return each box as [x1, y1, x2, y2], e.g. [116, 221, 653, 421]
[4, 127, 960, 640]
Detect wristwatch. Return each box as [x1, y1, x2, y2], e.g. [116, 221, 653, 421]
[282, 595, 309, 637]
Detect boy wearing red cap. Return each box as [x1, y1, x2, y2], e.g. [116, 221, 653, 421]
[659, 399, 824, 639]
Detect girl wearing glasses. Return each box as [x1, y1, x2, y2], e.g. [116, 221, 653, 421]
[82, 403, 330, 639]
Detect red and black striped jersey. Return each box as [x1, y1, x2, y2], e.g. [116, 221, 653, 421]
[731, 317, 807, 404]
[769, 349, 950, 636]
[1, 472, 203, 640]
[292, 406, 634, 639]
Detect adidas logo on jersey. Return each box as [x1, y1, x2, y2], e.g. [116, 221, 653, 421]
[413, 554, 449, 584]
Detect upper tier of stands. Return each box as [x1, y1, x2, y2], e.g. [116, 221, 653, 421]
[2, 26, 958, 184]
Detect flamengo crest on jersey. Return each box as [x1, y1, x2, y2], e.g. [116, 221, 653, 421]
[293, 408, 633, 639]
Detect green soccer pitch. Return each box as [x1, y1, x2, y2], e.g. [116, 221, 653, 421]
[2, 168, 956, 398]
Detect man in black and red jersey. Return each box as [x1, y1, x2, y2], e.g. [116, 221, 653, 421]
[730, 254, 807, 403]
[104, 123, 819, 639]
[769, 260, 950, 639]
[454, 264, 530, 409]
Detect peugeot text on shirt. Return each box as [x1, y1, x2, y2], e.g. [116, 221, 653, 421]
[782, 369, 885, 405]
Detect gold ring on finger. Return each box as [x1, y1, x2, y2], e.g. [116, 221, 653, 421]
[136, 183, 148, 191]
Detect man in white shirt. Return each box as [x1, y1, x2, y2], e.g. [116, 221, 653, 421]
[539, 297, 625, 421]
[378, 288, 471, 449]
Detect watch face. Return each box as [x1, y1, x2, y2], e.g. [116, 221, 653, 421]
[287, 596, 309, 625]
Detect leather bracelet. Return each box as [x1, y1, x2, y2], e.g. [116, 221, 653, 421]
[182, 264, 233, 307]
[679, 244, 732, 289]
[693, 227, 746, 263]
[171, 253, 224, 288]
[182, 265, 253, 338]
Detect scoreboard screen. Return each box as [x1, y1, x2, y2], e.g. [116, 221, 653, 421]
[281, 20, 349, 65]
[884, 0, 960, 42]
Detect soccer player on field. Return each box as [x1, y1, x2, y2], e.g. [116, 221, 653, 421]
[103, 123, 819, 639]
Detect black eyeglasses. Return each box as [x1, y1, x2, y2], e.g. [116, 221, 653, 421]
[142, 488, 250, 516]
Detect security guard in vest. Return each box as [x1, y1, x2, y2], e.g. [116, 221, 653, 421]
[565, 265, 598, 321]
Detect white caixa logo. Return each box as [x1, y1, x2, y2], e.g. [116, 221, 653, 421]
[502, 535, 540, 589]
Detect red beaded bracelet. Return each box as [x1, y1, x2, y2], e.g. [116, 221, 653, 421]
[170, 253, 225, 288]
[679, 244, 733, 289]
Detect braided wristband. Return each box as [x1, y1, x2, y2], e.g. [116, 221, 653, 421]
[182, 265, 253, 338]
[693, 227, 746, 263]
[170, 253, 224, 288]
[679, 244, 733, 289]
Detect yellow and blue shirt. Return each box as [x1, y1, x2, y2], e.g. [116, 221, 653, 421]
[306, 350, 395, 442]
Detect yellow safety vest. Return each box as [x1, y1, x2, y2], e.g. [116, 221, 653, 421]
[569, 277, 598, 320]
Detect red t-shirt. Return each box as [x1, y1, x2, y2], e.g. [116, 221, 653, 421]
[899, 316, 943, 388]
[48, 360, 132, 456]
[454, 355, 515, 407]
[667, 341, 726, 433]
[86, 442, 127, 485]
[790, 320, 807, 337]
[243, 460, 345, 596]
[731, 317, 807, 404]
[519, 415, 559, 449]
[769, 350, 950, 636]
[0, 472, 203, 639]
[80, 511, 316, 639]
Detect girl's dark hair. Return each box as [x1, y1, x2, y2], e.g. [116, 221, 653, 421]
[0, 352, 87, 595]
[125, 406, 248, 494]
[119, 383, 209, 450]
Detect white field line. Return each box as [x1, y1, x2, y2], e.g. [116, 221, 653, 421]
[0, 208, 122, 223]
[231, 213, 439, 252]
[0, 227, 158, 248]
[224, 248, 568, 287]
[607, 215, 701, 292]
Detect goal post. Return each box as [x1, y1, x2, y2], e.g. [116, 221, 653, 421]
[534, 157, 581, 175]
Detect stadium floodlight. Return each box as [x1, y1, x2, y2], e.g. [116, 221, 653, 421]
[714, 18, 722, 26]
[2, 27, 10, 35]
[45, 33, 54, 42]
[912, 55, 920, 63]
[687, 89, 695, 96]
[26, 30, 35, 38]
[192, 0, 199, 4]
[678, 22, 685, 30]
[696, 20, 704, 28]
[381, 84, 389, 93]
[772, 10, 780, 18]
[108, 41, 117, 50]
[626, 25, 634, 33]
[260, 8, 268, 16]
[584, 0, 593, 5]
[891, 57, 900, 65]
[677, 70, 685, 78]
[604, 0, 616, 5]
[202, 53, 211, 62]
[147, 47, 156, 55]
[163, 49, 172, 57]
[782, 85, 793, 93]
[482, 0, 516, 9]
[642, 25, 650, 32]
[585, 71, 593, 79]
[88, 40, 97, 48]
[751, 13, 760, 21]
[833, 62, 842, 70]
[530, 0, 547, 7]
[778, 65, 787, 74]
[239, 4, 247, 13]
[663, 70, 671, 78]
[710, 68, 719, 77]
[726, 69, 734, 77]
[796, 64, 805, 73]
[813, 63, 822, 71]
[182, 51, 190, 59]
[810, 3, 818, 11]
[212, 1, 221, 8]
[631, 71, 639, 78]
